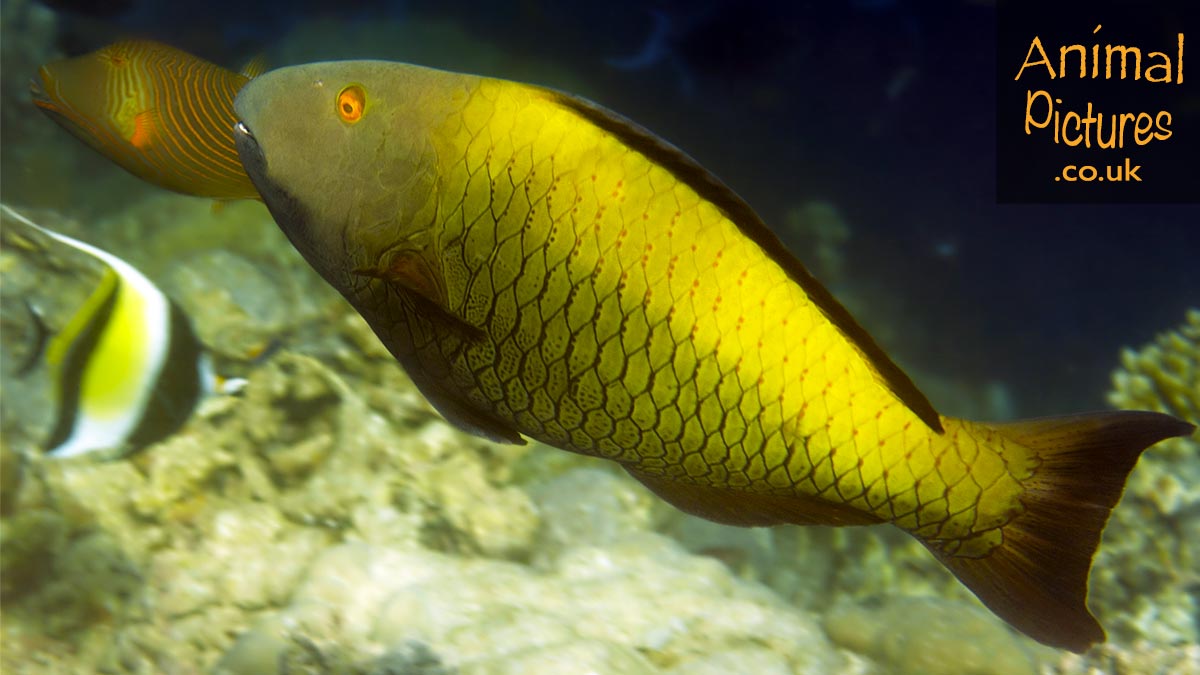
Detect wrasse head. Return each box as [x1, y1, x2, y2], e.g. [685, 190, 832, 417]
[31, 47, 130, 156]
[234, 61, 451, 284]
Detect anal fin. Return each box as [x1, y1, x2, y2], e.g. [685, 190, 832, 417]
[624, 467, 883, 527]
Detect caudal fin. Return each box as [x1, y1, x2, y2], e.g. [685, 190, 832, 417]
[925, 411, 1194, 652]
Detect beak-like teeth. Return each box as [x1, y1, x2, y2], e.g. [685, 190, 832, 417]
[234, 121, 254, 139]
[30, 77, 48, 104]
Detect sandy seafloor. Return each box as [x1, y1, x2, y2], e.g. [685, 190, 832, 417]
[1, 1, 1198, 673]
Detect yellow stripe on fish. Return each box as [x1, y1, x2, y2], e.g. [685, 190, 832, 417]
[230, 62, 1195, 652]
[1, 205, 241, 457]
[31, 40, 259, 200]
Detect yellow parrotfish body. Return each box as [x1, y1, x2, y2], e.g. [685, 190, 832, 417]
[31, 40, 261, 200]
[231, 62, 1194, 652]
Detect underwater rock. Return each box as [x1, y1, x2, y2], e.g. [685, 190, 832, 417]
[528, 466, 660, 560]
[1051, 641, 1200, 675]
[824, 596, 1051, 675]
[130, 433, 237, 519]
[0, 508, 69, 601]
[1095, 308, 1200, 646]
[222, 534, 849, 674]
[166, 248, 291, 360]
[103, 196, 336, 361]
[468, 639, 658, 675]
[1, 525, 140, 639]
[662, 647, 795, 675]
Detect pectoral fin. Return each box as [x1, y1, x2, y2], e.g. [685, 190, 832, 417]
[418, 383, 526, 445]
[353, 249, 512, 442]
[354, 249, 445, 307]
[353, 250, 484, 341]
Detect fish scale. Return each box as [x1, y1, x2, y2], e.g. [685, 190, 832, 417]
[232, 60, 1194, 651]
[424, 82, 986, 532]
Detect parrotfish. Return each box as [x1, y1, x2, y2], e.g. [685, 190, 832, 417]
[230, 61, 1194, 651]
[31, 40, 261, 200]
[1, 205, 243, 457]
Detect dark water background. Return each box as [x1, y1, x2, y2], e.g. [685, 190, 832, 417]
[16, 0, 1200, 417]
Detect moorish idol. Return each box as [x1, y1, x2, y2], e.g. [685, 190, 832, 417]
[1, 204, 243, 458]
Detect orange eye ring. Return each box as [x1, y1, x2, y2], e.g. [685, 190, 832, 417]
[336, 84, 366, 123]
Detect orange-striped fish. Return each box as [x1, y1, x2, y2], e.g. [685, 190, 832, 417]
[31, 40, 261, 200]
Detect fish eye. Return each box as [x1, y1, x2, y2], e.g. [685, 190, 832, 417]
[336, 84, 366, 123]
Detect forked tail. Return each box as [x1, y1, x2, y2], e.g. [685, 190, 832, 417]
[923, 411, 1194, 652]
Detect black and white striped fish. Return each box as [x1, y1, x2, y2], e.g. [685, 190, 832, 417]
[2, 205, 244, 457]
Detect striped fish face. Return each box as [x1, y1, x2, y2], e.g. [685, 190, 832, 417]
[32, 40, 260, 200]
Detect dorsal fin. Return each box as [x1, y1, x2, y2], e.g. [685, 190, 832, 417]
[541, 89, 943, 433]
[239, 53, 268, 79]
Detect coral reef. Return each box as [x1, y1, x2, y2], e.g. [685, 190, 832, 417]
[1050, 641, 1200, 675]
[1094, 308, 1200, 646]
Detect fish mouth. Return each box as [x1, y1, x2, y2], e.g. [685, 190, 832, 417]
[233, 121, 254, 141]
[29, 73, 54, 110]
[232, 120, 263, 179]
[232, 118, 328, 279]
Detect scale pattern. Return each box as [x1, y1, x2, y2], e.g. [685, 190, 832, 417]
[379, 81, 1030, 556]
